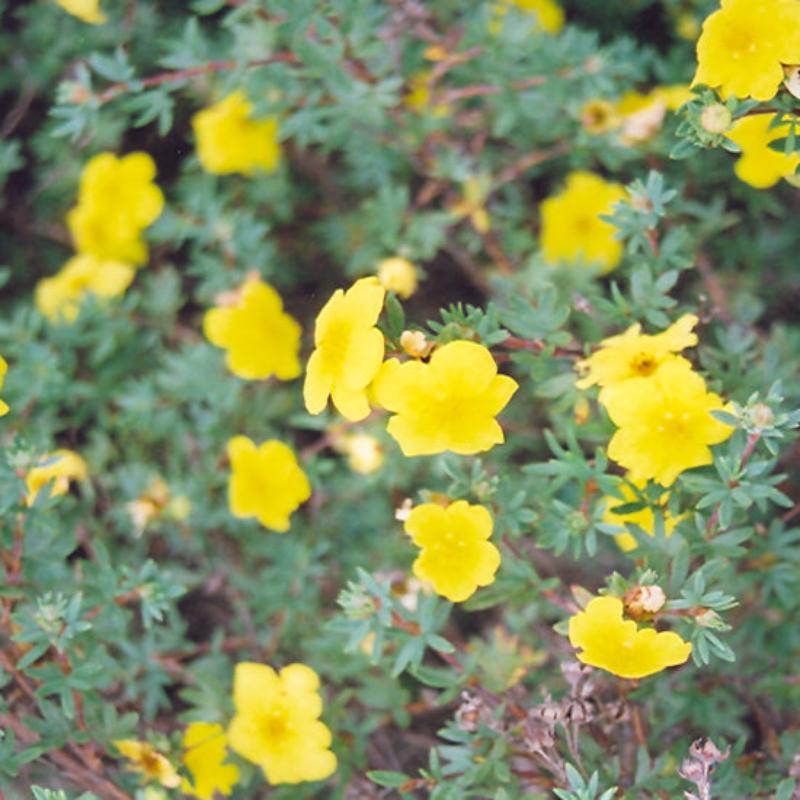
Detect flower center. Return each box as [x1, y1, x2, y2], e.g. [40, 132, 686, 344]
[630, 352, 658, 377]
[261, 706, 291, 740]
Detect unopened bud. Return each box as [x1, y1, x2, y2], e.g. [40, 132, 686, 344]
[400, 330, 433, 359]
[749, 402, 774, 429]
[695, 608, 724, 629]
[784, 65, 800, 100]
[700, 104, 732, 135]
[394, 498, 413, 522]
[624, 584, 666, 619]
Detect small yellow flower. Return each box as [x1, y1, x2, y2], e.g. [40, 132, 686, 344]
[377, 257, 418, 299]
[34, 254, 135, 323]
[676, 12, 700, 41]
[303, 277, 386, 422]
[337, 433, 384, 475]
[726, 115, 800, 189]
[113, 739, 181, 788]
[404, 500, 500, 602]
[568, 595, 692, 679]
[227, 662, 337, 785]
[576, 314, 699, 408]
[405, 71, 451, 117]
[539, 171, 627, 274]
[127, 477, 190, 536]
[0, 356, 9, 417]
[492, 0, 565, 35]
[67, 152, 164, 264]
[373, 340, 518, 457]
[227, 436, 310, 532]
[56, 0, 106, 24]
[26, 450, 88, 506]
[192, 91, 282, 176]
[601, 480, 679, 552]
[203, 277, 301, 381]
[451, 176, 491, 234]
[693, 0, 800, 102]
[181, 722, 240, 799]
[605, 360, 734, 487]
[580, 99, 620, 134]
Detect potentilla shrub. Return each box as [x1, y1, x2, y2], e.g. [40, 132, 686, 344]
[1, 1, 800, 798]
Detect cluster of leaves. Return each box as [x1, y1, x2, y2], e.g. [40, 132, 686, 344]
[2, 0, 800, 798]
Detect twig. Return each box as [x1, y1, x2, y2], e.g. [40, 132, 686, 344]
[94, 52, 299, 105]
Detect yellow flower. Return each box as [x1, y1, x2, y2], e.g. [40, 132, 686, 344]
[34, 254, 135, 323]
[181, 722, 240, 799]
[404, 500, 501, 602]
[606, 360, 734, 487]
[303, 277, 386, 422]
[373, 340, 518, 457]
[576, 314, 699, 408]
[335, 433, 384, 475]
[601, 481, 679, 552]
[568, 596, 692, 679]
[203, 277, 301, 381]
[726, 114, 800, 189]
[580, 99, 620, 134]
[451, 176, 491, 234]
[113, 739, 180, 788]
[26, 450, 88, 506]
[0, 356, 9, 417]
[693, 0, 800, 102]
[227, 436, 310, 532]
[377, 257, 418, 299]
[67, 152, 164, 264]
[56, 0, 106, 23]
[192, 91, 282, 176]
[539, 171, 627, 274]
[227, 662, 337, 785]
[676, 12, 700, 41]
[405, 71, 451, 117]
[492, 0, 565, 34]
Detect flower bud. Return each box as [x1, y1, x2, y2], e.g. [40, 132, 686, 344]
[784, 65, 800, 100]
[700, 104, 732, 135]
[377, 257, 418, 299]
[400, 329, 433, 359]
[749, 402, 774, 429]
[624, 584, 666, 619]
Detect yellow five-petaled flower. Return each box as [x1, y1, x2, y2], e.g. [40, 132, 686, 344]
[568, 595, 692, 679]
[374, 340, 518, 456]
[693, 0, 800, 102]
[605, 360, 734, 486]
[227, 436, 310, 532]
[404, 500, 501, 602]
[228, 661, 337, 785]
[539, 171, 627, 274]
[304, 277, 386, 422]
[203, 276, 302, 381]
[35, 254, 136, 323]
[576, 314, 699, 408]
[192, 91, 282, 176]
[67, 152, 164, 265]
